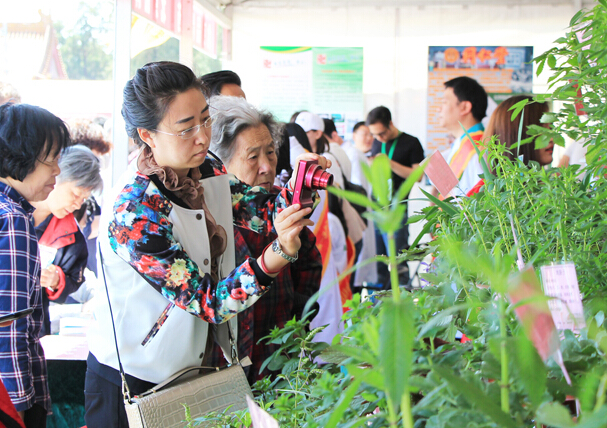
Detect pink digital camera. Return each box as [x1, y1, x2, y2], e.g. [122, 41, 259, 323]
[292, 159, 333, 209]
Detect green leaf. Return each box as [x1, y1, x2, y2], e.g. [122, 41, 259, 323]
[535, 133, 551, 149]
[511, 332, 546, 409]
[391, 163, 426, 206]
[552, 133, 565, 147]
[536, 58, 545, 76]
[540, 112, 558, 124]
[569, 8, 586, 26]
[319, 346, 351, 365]
[509, 98, 530, 121]
[327, 186, 381, 211]
[379, 299, 415, 412]
[370, 154, 392, 206]
[432, 365, 518, 428]
[417, 303, 474, 339]
[547, 54, 557, 68]
[347, 364, 385, 390]
[535, 402, 574, 428]
[576, 405, 607, 428]
[419, 187, 458, 216]
[329, 344, 378, 366]
[324, 377, 363, 428]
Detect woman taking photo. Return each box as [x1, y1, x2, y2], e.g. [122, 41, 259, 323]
[209, 95, 322, 383]
[84, 61, 328, 427]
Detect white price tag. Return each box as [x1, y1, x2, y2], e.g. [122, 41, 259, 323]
[39, 244, 57, 270]
[540, 262, 585, 331]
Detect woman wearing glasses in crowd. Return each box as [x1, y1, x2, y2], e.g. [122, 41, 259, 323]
[84, 61, 329, 428]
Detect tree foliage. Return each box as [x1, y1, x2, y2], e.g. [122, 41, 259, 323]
[54, 1, 113, 80]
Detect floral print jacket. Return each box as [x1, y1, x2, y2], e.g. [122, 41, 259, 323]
[108, 156, 305, 324]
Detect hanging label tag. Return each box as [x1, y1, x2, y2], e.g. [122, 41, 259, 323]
[422, 150, 459, 198]
[540, 262, 585, 331]
[508, 266, 560, 362]
[39, 244, 58, 269]
[239, 356, 252, 367]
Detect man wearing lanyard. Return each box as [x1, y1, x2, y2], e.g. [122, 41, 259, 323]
[434, 76, 488, 197]
[367, 106, 424, 290]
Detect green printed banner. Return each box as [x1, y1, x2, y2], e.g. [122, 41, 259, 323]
[260, 46, 363, 132]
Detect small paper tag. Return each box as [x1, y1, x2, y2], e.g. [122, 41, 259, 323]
[240, 356, 252, 368]
[246, 395, 280, 428]
[422, 150, 459, 197]
[508, 267, 560, 362]
[39, 244, 57, 269]
[540, 263, 585, 331]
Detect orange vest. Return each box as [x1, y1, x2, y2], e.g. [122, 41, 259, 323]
[313, 196, 331, 278]
[339, 236, 356, 313]
[449, 128, 484, 180]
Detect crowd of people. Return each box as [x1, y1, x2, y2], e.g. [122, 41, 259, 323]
[0, 64, 570, 427]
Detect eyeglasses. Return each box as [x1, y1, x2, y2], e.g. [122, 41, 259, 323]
[371, 127, 390, 140]
[152, 116, 214, 140]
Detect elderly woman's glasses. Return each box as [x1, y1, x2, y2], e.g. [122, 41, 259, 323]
[152, 116, 214, 140]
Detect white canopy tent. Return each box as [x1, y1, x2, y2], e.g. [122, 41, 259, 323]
[111, 0, 594, 183]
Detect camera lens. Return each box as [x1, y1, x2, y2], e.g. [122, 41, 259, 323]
[306, 165, 333, 189]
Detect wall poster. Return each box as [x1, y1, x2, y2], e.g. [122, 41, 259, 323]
[260, 46, 363, 140]
[427, 46, 534, 152]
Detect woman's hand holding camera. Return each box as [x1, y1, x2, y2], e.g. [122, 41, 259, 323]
[289, 153, 332, 189]
[259, 204, 313, 277]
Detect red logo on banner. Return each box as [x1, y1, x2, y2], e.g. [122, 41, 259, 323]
[263, 59, 272, 69]
[317, 54, 326, 65]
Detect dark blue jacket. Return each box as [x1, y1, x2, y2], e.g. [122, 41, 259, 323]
[35, 213, 88, 336]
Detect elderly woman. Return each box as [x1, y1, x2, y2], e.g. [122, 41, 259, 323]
[0, 103, 70, 426]
[31, 145, 103, 336]
[84, 61, 328, 427]
[209, 95, 322, 382]
[68, 119, 113, 276]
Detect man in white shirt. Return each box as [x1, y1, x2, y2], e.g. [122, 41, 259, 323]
[343, 122, 377, 288]
[435, 76, 488, 197]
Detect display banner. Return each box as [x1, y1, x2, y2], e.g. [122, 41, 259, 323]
[260, 46, 363, 139]
[427, 46, 534, 152]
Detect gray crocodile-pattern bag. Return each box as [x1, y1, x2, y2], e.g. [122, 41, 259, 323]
[99, 248, 253, 428]
[124, 364, 252, 428]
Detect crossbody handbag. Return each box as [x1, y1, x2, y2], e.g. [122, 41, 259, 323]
[99, 247, 253, 428]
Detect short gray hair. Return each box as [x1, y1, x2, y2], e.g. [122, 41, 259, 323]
[209, 95, 283, 165]
[58, 145, 103, 193]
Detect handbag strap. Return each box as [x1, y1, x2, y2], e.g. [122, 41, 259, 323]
[98, 244, 133, 403]
[98, 244, 242, 403]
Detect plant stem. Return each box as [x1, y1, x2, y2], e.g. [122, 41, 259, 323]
[594, 372, 607, 412]
[401, 388, 414, 428]
[387, 232, 401, 302]
[387, 399, 398, 426]
[499, 295, 510, 413]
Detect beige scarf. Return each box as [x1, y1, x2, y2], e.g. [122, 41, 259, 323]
[138, 146, 227, 282]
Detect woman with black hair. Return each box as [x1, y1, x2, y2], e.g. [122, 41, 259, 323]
[0, 103, 71, 427]
[84, 62, 329, 427]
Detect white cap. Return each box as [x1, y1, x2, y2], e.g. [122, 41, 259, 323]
[295, 112, 325, 133]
